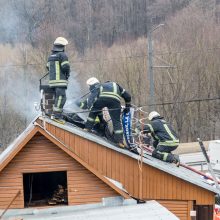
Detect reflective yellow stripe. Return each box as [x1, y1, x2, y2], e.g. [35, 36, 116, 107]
[100, 86, 103, 93]
[146, 124, 154, 132]
[99, 92, 121, 98]
[160, 151, 169, 161]
[113, 82, 117, 94]
[53, 106, 62, 112]
[99, 83, 121, 101]
[87, 117, 95, 122]
[146, 124, 160, 140]
[47, 62, 50, 68]
[55, 61, 60, 80]
[163, 124, 177, 141]
[99, 93, 121, 101]
[49, 80, 68, 87]
[61, 61, 69, 66]
[115, 129, 123, 134]
[121, 89, 125, 94]
[49, 80, 67, 83]
[57, 96, 62, 108]
[159, 140, 179, 146]
[95, 117, 100, 123]
[80, 102, 84, 108]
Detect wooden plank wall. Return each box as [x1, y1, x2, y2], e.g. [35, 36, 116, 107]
[141, 165, 215, 205]
[44, 122, 215, 207]
[0, 133, 119, 209]
[158, 200, 193, 220]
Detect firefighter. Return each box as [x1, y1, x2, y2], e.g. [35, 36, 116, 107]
[143, 111, 180, 166]
[80, 77, 131, 148]
[47, 37, 70, 119]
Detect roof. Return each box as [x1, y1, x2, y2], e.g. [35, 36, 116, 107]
[41, 117, 220, 195]
[0, 116, 219, 195]
[0, 121, 129, 199]
[2, 200, 179, 220]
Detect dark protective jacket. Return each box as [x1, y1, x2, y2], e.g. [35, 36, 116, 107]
[80, 81, 131, 110]
[144, 116, 179, 147]
[80, 83, 101, 109]
[47, 51, 70, 88]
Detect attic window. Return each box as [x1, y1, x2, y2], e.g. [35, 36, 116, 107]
[23, 171, 68, 207]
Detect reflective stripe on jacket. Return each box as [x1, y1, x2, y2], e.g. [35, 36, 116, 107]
[144, 117, 179, 147]
[80, 82, 131, 111]
[99, 82, 131, 103]
[99, 82, 122, 101]
[47, 51, 70, 87]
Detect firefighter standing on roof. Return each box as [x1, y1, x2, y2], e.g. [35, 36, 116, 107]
[47, 37, 70, 119]
[143, 111, 180, 166]
[80, 77, 131, 148]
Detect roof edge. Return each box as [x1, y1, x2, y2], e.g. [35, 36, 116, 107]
[0, 125, 38, 173]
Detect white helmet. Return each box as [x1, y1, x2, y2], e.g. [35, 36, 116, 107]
[54, 37, 68, 46]
[86, 77, 99, 86]
[148, 111, 160, 121]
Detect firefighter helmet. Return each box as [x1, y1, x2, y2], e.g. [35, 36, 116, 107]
[148, 111, 160, 121]
[86, 77, 100, 86]
[54, 37, 68, 46]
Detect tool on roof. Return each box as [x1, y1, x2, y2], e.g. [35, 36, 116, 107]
[198, 138, 220, 193]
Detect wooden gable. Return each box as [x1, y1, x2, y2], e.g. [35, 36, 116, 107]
[0, 127, 128, 209]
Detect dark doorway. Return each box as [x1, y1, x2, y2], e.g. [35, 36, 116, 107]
[23, 171, 68, 207]
[194, 205, 213, 220]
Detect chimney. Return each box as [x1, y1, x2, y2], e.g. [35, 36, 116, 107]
[40, 85, 55, 116]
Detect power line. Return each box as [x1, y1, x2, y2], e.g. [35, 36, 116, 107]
[154, 47, 220, 56]
[148, 97, 220, 106]
[0, 46, 219, 67]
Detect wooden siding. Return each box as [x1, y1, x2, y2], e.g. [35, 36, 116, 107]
[44, 122, 215, 206]
[158, 200, 193, 220]
[141, 164, 215, 205]
[0, 132, 119, 209]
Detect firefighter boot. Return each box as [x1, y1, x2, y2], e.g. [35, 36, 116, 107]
[118, 142, 125, 148]
[173, 154, 180, 167]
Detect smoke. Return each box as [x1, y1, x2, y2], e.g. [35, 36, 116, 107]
[0, 62, 42, 147]
[64, 71, 89, 120]
[0, 64, 41, 124]
[0, 1, 20, 43]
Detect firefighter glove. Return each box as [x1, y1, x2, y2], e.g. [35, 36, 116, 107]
[123, 103, 131, 114]
[65, 72, 70, 79]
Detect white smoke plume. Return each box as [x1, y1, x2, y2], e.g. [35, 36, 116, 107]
[64, 71, 88, 121]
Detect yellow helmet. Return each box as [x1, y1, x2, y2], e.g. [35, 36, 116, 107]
[54, 37, 68, 46]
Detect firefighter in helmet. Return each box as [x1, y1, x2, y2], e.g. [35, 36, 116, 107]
[143, 111, 180, 166]
[79, 77, 131, 148]
[46, 37, 70, 119]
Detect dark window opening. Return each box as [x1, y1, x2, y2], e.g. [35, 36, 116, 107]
[194, 204, 213, 220]
[23, 171, 68, 207]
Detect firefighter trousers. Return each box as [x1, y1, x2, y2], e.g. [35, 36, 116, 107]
[85, 98, 123, 143]
[152, 145, 178, 163]
[53, 87, 67, 113]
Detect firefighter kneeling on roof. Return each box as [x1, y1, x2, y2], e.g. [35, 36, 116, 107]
[143, 111, 180, 166]
[78, 77, 131, 148]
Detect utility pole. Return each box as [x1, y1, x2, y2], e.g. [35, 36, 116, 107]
[87, 0, 92, 48]
[147, 24, 164, 111]
[147, 29, 154, 111]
